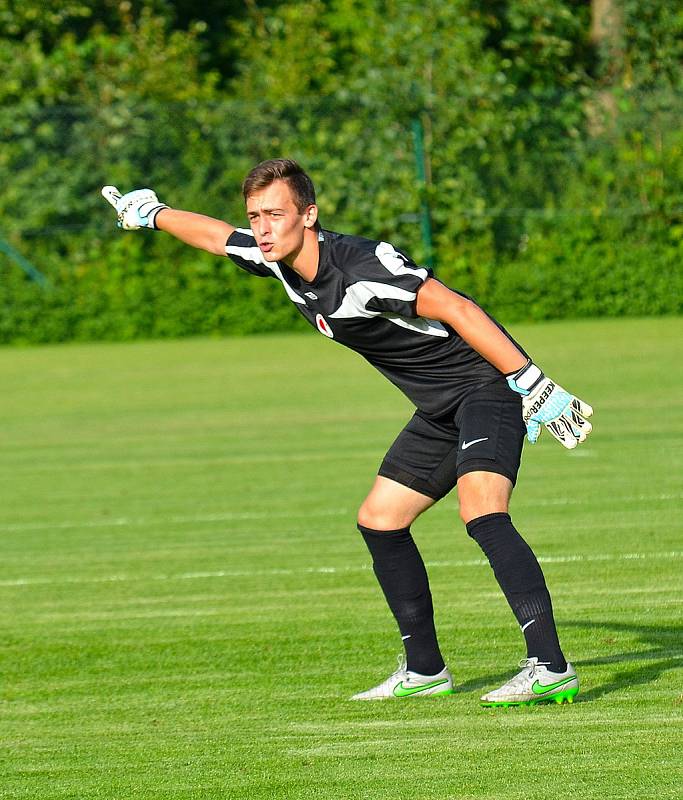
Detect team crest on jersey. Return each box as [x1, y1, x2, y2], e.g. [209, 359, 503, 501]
[315, 313, 334, 338]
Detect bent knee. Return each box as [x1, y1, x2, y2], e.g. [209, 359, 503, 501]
[357, 476, 435, 531]
[357, 502, 413, 532]
[458, 498, 511, 525]
[458, 503, 500, 526]
[457, 472, 512, 525]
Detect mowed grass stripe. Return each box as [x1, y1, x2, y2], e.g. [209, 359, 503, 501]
[1, 549, 682, 588]
[1, 489, 681, 534]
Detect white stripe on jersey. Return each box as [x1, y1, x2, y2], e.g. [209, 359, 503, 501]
[226, 228, 306, 305]
[383, 315, 450, 338]
[267, 263, 307, 305]
[375, 241, 429, 281]
[226, 228, 268, 264]
[329, 281, 417, 319]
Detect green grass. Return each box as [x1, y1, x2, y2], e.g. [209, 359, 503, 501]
[1, 317, 681, 799]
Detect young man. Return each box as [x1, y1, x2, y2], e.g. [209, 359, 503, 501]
[102, 159, 592, 706]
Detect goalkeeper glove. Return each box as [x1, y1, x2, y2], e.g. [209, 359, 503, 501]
[506, 360, 593, 449]
[101, 186, 168, 230]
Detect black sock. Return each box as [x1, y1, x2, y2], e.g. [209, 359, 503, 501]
[358, 524, 445, 675]
[465, 512, 567, 672]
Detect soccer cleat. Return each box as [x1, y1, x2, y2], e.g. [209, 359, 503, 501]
[350, 655, 454, 700]
[480, 657, 579, 707]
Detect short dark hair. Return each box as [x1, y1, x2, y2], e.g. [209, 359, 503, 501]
[242, 158, 317, 213]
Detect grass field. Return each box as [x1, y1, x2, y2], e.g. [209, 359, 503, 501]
[1, 317, 681, 799]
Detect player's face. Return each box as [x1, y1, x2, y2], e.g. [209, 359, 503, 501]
[246, 180, 317, 264]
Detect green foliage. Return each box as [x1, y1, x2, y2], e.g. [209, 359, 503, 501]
[0, 0, 682, 344]
[621, 0, 683, 90]
[0, 235, 307, 344]
[491, 219, 683, 320]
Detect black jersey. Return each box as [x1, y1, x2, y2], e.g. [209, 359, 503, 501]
[226, 228, 525, 416]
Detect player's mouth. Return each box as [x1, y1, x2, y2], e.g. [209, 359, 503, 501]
[259, 242, 274, 254]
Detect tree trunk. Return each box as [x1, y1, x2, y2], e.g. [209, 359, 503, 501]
[587, 0, 624, 134]
[590, 0, 625, 84]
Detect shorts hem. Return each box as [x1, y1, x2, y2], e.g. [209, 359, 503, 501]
[456, 459, 518, 487]
[378, 460, 445, 500]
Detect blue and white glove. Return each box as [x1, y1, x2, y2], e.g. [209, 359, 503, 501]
[101, 186, 168, 230]
[506, 360, 593, 449]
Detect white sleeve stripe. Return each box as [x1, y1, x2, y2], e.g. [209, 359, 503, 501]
[375, 242, 429, 281]
[329, 281, 416, 319]
[225, 243, 268, 265]
[226, 232, 307, 304]
[383, 315, 449, 338]
[225, 229, 266, 263]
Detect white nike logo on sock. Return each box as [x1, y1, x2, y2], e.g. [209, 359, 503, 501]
[461, 437, 489, 450]
[401, 635, 411, 641]
[521, 619, 536, 632]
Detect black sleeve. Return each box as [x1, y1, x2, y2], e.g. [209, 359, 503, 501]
[225, 229, 274, 278]
[355, 240, 433, 319]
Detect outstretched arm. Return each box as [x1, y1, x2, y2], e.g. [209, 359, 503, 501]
[416, 278, 593, 449]
[415, 278, 527, 373]
[154, 209, 235, 256]
[101, 186, 235, 256]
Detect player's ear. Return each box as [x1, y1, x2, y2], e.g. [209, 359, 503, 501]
[303, 204, 318, 229]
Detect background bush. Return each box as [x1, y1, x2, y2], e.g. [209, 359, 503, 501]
[1, 0, 681, 344]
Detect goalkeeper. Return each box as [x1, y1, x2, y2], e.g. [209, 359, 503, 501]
[102, 160, 593, 707]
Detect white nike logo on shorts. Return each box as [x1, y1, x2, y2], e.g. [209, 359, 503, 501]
[461, 437, 489, 450]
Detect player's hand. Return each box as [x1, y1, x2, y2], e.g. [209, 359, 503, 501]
[101, 186, 169, 230]
[506, 360, 593, 449]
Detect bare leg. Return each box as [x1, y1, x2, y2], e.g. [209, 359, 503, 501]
[358, 475, 436, 530]
[456, 470, 512, 524]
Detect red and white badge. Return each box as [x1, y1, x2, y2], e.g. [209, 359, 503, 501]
[315, 314, 334, 338]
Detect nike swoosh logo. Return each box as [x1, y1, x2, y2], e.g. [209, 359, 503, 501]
[393, 678, 449, 697]
[531, 676, 576, 695]
[461, 437, 489, 450]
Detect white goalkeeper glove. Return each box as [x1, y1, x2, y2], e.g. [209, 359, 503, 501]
[101, 186, 168, 230]
[506, 360, 593, 449]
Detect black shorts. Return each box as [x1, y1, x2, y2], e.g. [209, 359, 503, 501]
[378, 381, 525, 500]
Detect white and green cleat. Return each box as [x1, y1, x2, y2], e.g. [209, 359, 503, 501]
[350, 656, 454, 700]
[480, 657, 579, 707]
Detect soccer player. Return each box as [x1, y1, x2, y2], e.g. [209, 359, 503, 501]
[102, 159, 593, 706]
